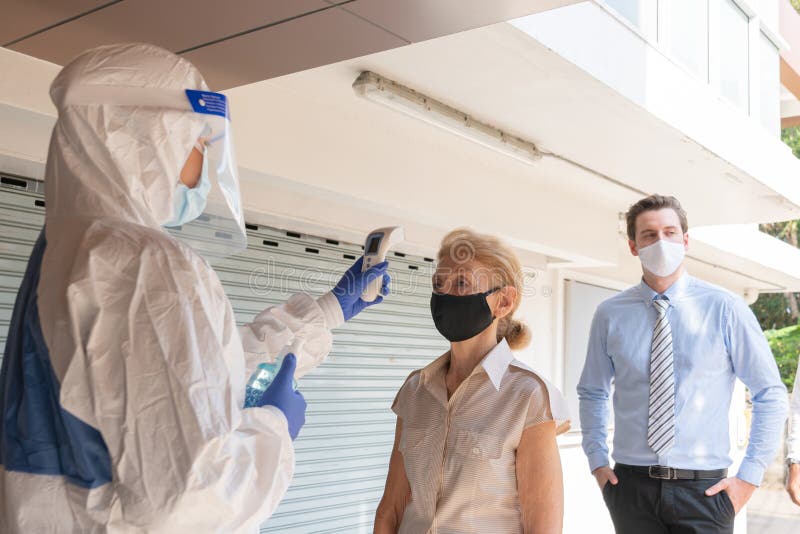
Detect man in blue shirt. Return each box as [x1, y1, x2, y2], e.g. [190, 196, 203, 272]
[578, 195, 788, 533]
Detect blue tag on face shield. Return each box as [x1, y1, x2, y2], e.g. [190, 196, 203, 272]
[185, 90, 229, 119]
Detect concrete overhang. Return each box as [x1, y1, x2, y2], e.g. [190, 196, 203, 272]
[690, 224, 800, 293]
[0, 0, 582, 89]
[217, 19, 800, 268]
[512, 1, 800, 225]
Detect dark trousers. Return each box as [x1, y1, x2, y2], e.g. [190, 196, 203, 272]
[602, 464, 735, 534]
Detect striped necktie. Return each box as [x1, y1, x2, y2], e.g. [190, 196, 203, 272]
[647, 296, 675, 457]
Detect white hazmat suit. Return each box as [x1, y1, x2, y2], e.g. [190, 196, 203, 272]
[0, 43, 344, 533]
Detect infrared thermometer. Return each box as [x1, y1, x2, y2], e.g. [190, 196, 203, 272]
[361, 226, 405, 302]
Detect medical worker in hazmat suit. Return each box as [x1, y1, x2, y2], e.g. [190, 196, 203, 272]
[0, 43, 390, 533]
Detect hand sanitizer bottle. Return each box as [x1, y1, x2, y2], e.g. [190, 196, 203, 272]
[244, 355, 298, 408]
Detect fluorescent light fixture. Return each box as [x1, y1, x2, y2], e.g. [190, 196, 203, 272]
[352, 71, 543, 166]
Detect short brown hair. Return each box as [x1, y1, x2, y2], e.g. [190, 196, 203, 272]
[625, 195, 688, 241]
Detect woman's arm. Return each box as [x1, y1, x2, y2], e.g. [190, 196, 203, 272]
[375, 418, 412, 534]
[517, 420, 564, 534]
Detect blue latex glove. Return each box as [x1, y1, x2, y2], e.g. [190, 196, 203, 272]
[332, 256, 391, 322]
[260, 354, 307, 440]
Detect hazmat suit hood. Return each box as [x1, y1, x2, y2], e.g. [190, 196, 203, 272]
[45, 42, 208, 228]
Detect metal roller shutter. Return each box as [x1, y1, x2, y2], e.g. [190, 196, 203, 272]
[0, 175, 47, 360]
[0, 174, 445, 533]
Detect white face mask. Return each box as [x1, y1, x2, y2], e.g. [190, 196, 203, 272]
[637, 239, 685, 277]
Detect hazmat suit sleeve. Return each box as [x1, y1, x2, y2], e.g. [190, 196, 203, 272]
[51, 229, 301, 533]
[238, 291, 345, 379]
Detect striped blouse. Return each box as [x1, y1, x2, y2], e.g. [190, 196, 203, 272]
[391, 339, 570, 533]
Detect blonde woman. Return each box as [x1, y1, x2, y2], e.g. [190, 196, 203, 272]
[375, 228, 570, 534]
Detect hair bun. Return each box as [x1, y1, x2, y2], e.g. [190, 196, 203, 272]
[501, 318, 531, 350]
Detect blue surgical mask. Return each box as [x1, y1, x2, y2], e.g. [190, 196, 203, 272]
[164, 144, 211, 227]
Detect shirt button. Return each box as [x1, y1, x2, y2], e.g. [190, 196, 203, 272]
[472, 447, 481, 455]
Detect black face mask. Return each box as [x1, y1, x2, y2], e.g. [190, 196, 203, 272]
[430, 287, 500, 342]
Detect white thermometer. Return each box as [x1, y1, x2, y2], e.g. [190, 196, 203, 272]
[361, 226, 405, 302]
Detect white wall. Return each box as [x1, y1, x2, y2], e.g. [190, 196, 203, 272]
[511, 1, 800, 219]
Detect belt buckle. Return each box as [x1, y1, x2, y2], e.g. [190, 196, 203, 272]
[648, 466, 675, 480]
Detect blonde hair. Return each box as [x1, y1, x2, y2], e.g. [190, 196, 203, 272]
[437, 228, 531, 350]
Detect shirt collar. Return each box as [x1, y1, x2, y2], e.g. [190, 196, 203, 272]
[419, 338, 516, 392]
[637, 271, 693, 305]
[479, 338, 515, 391]
[419, 351, 450, 388]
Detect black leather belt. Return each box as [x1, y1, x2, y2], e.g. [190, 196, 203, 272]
[616, 464, 728, 480]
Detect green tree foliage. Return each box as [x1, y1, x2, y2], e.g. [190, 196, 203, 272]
[754, 216, 799, 331]
[752, 293, 795, 330]
[753, 127, 800, 387]
[782, 126, 800, 159]
[792, 0, 800, 14]
[765, 325, 799, 390]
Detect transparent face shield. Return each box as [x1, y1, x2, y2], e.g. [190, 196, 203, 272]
[61, 85, 247, 262]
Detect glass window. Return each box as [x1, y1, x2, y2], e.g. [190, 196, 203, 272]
[759, 32, 780, 134]
[604, 0, 658, 40]
[718, 0, 749, 112]
[667, 0, 710, 82]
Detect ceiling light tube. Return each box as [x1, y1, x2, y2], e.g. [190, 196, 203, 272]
[352, 71, 543, 165]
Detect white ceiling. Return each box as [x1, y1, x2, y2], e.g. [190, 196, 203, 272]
[1, 0, 580, 89]
[229, 21, 798, 228]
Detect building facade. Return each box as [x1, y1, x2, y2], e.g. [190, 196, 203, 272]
[2, 1, 800, 532]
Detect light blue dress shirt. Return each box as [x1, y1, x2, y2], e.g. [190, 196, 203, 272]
[577, 273, 787, 485]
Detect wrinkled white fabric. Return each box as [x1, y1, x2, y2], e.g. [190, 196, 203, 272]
[0, 43, 343, 533]
[241, 291, 344, 378]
